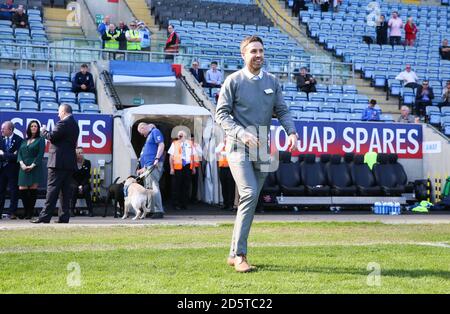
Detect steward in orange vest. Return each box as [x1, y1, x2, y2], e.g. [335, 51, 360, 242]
[216, 140, 235, 211]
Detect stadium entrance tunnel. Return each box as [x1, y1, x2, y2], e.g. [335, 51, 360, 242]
[121, 104, 220, 204]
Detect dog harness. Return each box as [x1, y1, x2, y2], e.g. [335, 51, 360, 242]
[123, 185, 129, 198]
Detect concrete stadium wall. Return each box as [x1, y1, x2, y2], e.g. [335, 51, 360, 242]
[83, 0, 136, 26]
[76, 0, 98, 39]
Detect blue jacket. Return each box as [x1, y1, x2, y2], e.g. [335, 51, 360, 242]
[361, 106, 380, 121]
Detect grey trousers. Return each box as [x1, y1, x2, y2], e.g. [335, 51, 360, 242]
[144, 162, 164, 213]
[227, 152, 268, 257]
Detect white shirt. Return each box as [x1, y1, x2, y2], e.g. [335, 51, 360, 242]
[243, 67, 264, 80]
[395, 70, 419, 84]
[168, 140, 193, 164]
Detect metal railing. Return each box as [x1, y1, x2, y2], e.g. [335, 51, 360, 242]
[0, 42, 355, 84]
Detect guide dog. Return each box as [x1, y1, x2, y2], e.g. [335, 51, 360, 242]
[122, 176, 155, 220]
[104, 177, 125, 218]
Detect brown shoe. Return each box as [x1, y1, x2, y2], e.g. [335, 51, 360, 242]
[234, 255, 252, 273]
[227, 257, 235, 267]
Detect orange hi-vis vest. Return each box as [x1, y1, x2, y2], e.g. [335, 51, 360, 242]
[191, 140, 201, 168]
[173, 140, 194, 170]
[218, 142, 229, 168]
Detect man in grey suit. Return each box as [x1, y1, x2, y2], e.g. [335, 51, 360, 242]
[215, 36, 298, 272]
[31, 104, 80, 224]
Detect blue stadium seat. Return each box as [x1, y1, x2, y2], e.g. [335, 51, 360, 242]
[441, 107, 450, 117]
[34, 71, 52, 81]
[78, 92, 96, 104]
[309, 92, 326, 102]
[0, 78, 15, 90]
[320, 102, 336, 113]
[52, 72, 70, 82]
[304, 102, 320, 112]
[293, 92, 308, 101]
[325, 93, 341, 103]
[40, 101, 59, 112]
[355, 94, 369, 104]
[341, 94, 356, 103]
[0, 89, 16, 101]
[402, 88, 416, 105]
[429, 114, 441, 126]
[380, 114, 395, 122]
[298, 111, 314, 121]
[0, 100, 17, 110]
[38, 91, 57, 103]
[58, 91, 76, 103]
[55, 81, 72, 92]
[283, 82, 297, 92]
[15, 69, 33, 80]
[314, 112, 331, 121]
[328, 84, 342, 93]
[426, 106, 440, 116]
[347, 113, 362, 121]
[336, 103, 351, 113]
[17, 79, 35, 91]
[19, 101, 39, 111]
[18, 90, 37, 102]
[315, 84, 328, 93]
[342, 85, 358, 94]
[351, 103, 367, 113]
[331, 112, 348, 121]
[80, 103, 100, 113]
[36, 80, 54, 91]
[0, 69, 14, 79]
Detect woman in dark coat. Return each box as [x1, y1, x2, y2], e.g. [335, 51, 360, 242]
[376, 15, 388, 45]
[17, 120, 45, 219]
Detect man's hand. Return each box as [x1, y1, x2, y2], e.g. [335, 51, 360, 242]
[241, 131, 259, 148]
[0, 150, 3, 156]
[192, 167, 196, 175]
[153, 159, 159, 166]
[415, 117, 420, 123]
[170, 168, 175, 175]
[81, 84, 87, 90]
[136, 168, 145, 175]
[287, 133, 299, 152]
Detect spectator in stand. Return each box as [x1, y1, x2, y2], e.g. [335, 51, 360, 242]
[376, 15, 388, 45]
[319, 0, 330, 12]
[440, 39, 450, 61]
[137, 21, 151, 52]
[404, 17, 418, 47]
[292, 0, 306, 17]
[440, 80, 450, 108]
[125, 21, 142, 60]
[102, 23, 122, 59]
[97, 15, 110, 49]
[189, 60, 205, 86]
[361, 99, 380, 121]
[164, 24, 179, 62]
[72, 64, 95, 93]
[205, 61, 223, 88]
[70, 147, 93, 217]
[11, 6, 27, 28]
[332, 0, 341, 12]
[395, 64, 420, 90]
[312, 0, 320, 10]
[117, 21, 129, 51]
[415, 80, 434, 117]
[388, 11, 403, 46]
[397, 105, 419, 123]
[0, 0, 15, 21]
[296, 67, 316, 94]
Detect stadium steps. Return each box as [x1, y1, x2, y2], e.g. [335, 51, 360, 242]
[354, 77, 401, 115]
[256, 0, 329, 56]
[43, 7, 86, 41]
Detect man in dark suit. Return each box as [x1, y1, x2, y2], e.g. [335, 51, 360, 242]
[0, 121, 23, 219]
[415, 80, 434, 117]
[70, 147, 93, 217]
[32, 104, 80, 224]
[189, 61, 205, 86]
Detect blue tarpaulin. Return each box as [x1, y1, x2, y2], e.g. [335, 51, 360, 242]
[110, 61, 176, 87]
